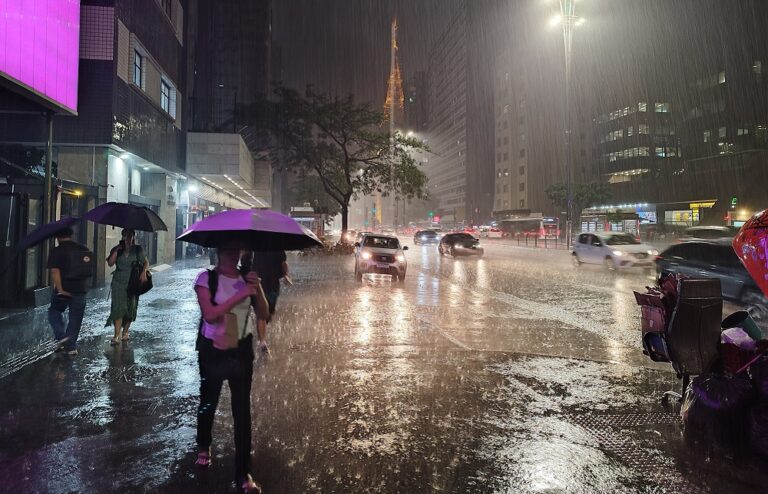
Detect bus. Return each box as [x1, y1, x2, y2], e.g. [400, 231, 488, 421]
[499, 217, 560, 239]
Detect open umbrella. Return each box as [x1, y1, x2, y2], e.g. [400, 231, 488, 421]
[13, 216, 82, 253]
[84, 202, 167, 232]
[733, 209, 768, 298]
[176, 209, 322, 251]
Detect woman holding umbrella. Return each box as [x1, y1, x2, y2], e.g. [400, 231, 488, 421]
[106, 228, 149, 344]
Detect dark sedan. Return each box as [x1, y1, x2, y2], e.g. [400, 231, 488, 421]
[414, 230, 440, 245]
[438, 233, 484, 257]
[655, 241, 766, 305]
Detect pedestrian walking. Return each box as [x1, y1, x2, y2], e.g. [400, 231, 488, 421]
[240, 250, 288, 353]
[47, 227, 93, 355]
[194, 242, 269, 493]
[106, 228, 148, 345]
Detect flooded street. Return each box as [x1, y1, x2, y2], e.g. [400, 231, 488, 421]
[0, 244, 764, 493]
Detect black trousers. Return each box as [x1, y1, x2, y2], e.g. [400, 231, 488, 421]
[196, 334, 255, 481]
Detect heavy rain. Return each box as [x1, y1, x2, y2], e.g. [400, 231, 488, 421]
[0, 1, 767, 493]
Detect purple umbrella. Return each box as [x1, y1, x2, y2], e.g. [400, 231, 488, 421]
[176, 209, 322, 251]
[84, 202, 167, 232]
[14, 216, 82, 253]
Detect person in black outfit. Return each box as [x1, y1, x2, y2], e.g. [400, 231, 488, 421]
[47, 227, 93, 356]
[240, 250, 288, 353]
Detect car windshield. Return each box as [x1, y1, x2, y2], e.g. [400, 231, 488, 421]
[363, 236, 400, 249]
[604, 234, 639, 245]
[451, 233, 475, 241]
[419, 231, 437, 236]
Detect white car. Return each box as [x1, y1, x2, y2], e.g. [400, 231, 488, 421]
[354, 234, 408, 282]
[572, 232, 658, 270]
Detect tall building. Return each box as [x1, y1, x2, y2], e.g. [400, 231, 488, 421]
[404, 71, 428, 132]
[425, 6, 467, 225]
[186, 0, 273, 211]
[582, 0, 768, 231]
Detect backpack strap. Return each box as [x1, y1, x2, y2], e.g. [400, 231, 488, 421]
[197, 269, 219, 349]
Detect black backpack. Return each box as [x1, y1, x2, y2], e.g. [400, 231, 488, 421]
[64, 247, 95, 280]
[196, 269, 219, 351]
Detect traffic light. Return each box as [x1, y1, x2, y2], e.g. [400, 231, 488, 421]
[428, 210, 434, 218]
[731, 197, 738, 209]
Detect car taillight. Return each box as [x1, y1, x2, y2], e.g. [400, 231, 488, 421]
[655, 255, 663, 261]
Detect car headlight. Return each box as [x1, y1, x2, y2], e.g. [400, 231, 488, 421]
[612, 250, 624, 256]
[648, 249, 659, 256]
[395, 254, 405, 262]
[361, 251, 372, 260]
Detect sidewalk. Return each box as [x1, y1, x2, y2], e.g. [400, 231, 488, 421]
[0, 258, 208, 380]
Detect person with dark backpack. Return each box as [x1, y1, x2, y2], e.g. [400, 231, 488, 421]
[193, 242, 269, 493]
[47, 227, 93, 356]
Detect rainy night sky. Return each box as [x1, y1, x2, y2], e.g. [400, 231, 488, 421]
[273, 0, 766, 109]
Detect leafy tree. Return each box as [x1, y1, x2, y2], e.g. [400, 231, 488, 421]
[545, 182, 611, 218]
[269, 87, 428, 234]
[290, 172, 342, 223]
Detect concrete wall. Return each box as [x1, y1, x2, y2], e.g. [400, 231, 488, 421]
[187, 132, 253, 178]
[142, 174, 177, 265]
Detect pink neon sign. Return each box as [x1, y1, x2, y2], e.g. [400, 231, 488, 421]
[0, 0, 81, 114]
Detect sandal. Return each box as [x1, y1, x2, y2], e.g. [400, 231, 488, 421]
[109, 337, 119, 346]
[195, 448, 212, 468]
[121, 333, 130, 341]
[240, 474, 262, 493]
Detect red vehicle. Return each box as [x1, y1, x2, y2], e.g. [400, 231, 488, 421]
[499, 217, 560, 239]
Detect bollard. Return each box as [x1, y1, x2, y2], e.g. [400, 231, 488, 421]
[544, 237, 548, 249]
[534, 236, 538, 248]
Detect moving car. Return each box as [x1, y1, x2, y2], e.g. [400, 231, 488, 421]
[413, 230, 440, 245]
[572, 232, 657, 270]
[479, 226, 502, 239]
[679, 226, 736, 244]
[354, 234, 408, 282]
[438, 232, 484, 257]
[655, 242, 766, 305]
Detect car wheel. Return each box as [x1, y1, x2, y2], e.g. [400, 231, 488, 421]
[604, 256, 617, 271]
[572, 253, 582, 267]
[438, 246, 444, 256]
[450, 246, 456, 257]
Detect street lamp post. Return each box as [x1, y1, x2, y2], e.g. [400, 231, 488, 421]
[551, 0, 584, 248]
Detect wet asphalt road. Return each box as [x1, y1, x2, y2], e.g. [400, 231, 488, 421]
[0, 240, 765, 493]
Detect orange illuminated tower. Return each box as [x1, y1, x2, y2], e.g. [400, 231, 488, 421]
[379, 18, 404, 228]
[384, 18, 405, 127]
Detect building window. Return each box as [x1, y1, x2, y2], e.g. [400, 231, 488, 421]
[719, 126, 727, 138]
[654, 102, 670, 113]
[639, 124, 649, 135]
[519, 149, 525, 158]
[737, 127, 750, 136]
[503, 184, 509, 192]
[503, 168, 509, 176]
[519, 199, 525, 208]
[161, 80, 171, 113]
[519, 182, 525, 192]
[638, 102, 647, 112]
[503, 136, 509, 145]
[519, 166, 525, 175]
[133, 50, 144, 89]
[753, 61, 763, 77]
[718, 71, 726, 84]
[503, 152, 509, 161]
[704, 130, 711, 142]
[627, 125, 634, 136]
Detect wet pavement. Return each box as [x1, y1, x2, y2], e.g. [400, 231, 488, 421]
[0, 242, 766, 493]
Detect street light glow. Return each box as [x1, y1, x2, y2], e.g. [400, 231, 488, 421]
[549, 14, 562, 27]
[575, 17, 586, 26]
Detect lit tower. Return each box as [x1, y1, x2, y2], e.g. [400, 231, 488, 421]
[381, 18, 405, 228]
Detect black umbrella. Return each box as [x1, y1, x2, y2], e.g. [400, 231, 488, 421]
[14, 216, 82, 253]
[84, 202, 167, 232]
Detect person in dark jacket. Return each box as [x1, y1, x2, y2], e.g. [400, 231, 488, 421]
[240, 250, 288, 353]
[47, 227, 92, 356]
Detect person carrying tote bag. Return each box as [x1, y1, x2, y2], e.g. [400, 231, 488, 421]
[193, 242, 269, 494]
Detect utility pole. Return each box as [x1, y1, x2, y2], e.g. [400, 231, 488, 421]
[42, 111, 54, 284]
